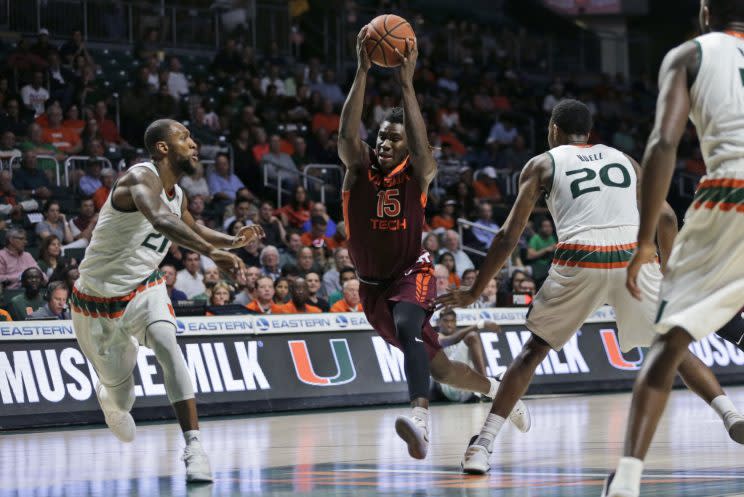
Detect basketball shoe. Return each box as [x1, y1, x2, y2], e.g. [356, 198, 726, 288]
[395, 407, 429, 459]
[601, 472, 639, 497]
[183, 440, 213, 483]
[95, 383, 136, 443]
[492, 372, 532, 433]
[461, 434, 491, 474]
[724, 411, 744, 443]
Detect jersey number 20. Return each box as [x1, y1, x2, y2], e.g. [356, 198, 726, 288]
[566, 163, 631, 199]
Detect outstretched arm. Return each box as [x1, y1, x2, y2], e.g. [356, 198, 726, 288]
[396, 39, 437, 192]
[436, 155, 550, 308]
[338, 26, 371, 190]
[626, 41, 697, 299]
[180, 195, 265, 250]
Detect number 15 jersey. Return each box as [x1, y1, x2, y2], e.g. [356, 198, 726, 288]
[546, 144, 638, 242]
[78, 161, 183, 297]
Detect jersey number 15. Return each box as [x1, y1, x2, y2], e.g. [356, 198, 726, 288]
[376, 189, 402, 218]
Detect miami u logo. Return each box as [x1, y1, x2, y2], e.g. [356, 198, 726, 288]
[599, 328, 644, 371]
[288, 339, 357, 386]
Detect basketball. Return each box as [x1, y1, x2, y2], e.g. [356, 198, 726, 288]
[364, 14, 416, 68]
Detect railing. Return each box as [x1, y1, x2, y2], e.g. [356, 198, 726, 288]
[64, 155, 113, 187]
[6, 154, 62, 186]
[457, 217, 514, 275]
[302, 164, 344, 204]
[262, 160, 328, 207]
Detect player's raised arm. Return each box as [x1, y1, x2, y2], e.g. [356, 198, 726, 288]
[338, 26, 371, 182]
[180, 194, 265, 250]
[626, 41, 697, 299]
[436, 155, 549, 308]
[396, 39, 437, 191]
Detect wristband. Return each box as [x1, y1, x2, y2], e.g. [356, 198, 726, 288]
[476, 319, 485, 330]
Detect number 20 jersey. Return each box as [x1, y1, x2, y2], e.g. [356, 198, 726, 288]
[78, 161, 183, 297]
[545, 144, 638, 242]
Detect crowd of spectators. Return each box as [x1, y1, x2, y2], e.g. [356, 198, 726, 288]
[0, 5, 706, 320]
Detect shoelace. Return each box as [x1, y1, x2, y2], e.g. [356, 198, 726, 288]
[182, 445, 201, 462]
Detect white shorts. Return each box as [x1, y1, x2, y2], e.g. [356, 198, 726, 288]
[656, 171, 744, 340]
[71, 274, 176, 387]
[526, 227, 661, 352]
[439, 341, 476, 402]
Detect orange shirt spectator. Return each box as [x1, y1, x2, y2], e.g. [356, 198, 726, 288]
[311, 100, 340, 133]
[277, 186, 313, 229]
[0, 308, 11, 321]
[330, 300, 362, 312]
[274, 301, 322, 314]
[42, 126, 80, 154]
[300, 232, 337, 249]
[430, 216, 455, 230]
[473, 167, 503, 203]
[438, 131, 466, 156]
[330, 279, 361, 312]
[246, 300, 280, 314]
[448, 272, 461, 289]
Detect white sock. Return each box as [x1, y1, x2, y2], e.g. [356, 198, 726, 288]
[184, 430, 201, 445]
[487, 377, 500, 398]
[612, 457, 643, 492]
[711, 395, 738, 421]
[475, 413, 505, 451]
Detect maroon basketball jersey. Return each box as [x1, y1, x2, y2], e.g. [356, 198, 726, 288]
[343, 147, 426, 280]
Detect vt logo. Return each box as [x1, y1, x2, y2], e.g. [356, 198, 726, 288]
[288, 339, 357, 386]
[600, 328, 644, 370]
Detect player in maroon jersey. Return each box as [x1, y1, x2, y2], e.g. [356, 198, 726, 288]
[338, 26, 531, 460]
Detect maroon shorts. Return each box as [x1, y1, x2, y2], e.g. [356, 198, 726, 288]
[358, 252, 442, 359]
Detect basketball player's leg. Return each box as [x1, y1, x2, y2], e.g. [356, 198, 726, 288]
[391, 301, 431, 407]
[430, 345, 489, 394]
[464, 331, 487, 376]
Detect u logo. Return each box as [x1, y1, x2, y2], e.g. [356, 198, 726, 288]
[288, 339, 357, 386]
[600, 328, 644, 371]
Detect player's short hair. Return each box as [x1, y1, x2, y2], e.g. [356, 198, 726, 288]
[550, 99, 592, 136]
[144, 119, 177, 156]
[439, 308, 456, 320]
[708, 0, 744, 25]
[382, 106, 404, 125]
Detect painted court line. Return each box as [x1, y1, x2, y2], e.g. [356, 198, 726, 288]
[338, 467, 744, 480]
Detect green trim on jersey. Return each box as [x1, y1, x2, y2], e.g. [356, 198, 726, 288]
[545, 151, 556, 197]
[690, 39, 702, 88]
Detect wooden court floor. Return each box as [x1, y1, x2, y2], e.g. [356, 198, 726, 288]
[3, 387, 744, 497]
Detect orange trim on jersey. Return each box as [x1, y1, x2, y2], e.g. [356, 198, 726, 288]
[415, 272, 432, 303]
[695, 201, 744, 212]
[342, 191, 351, 242]
[555, 242, 638, 252]
[725, 30, 744, 39]
[551, 259, 631, 269]
[385, 155, 410, 178]
[697, 178, 744, 189]
[420, 192, 427, 208]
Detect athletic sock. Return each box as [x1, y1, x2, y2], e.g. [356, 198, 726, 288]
[711, 395, 739, 421]
[184, 430, 201, 445]
[487, 377, 500, 398]
[474, 413, 505, 451]
[612, 457, 643, 493]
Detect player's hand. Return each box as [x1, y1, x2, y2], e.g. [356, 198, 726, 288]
[210, 249, 246, 282]
[232, 224, 265, 248]
[394, 37, 418, 86]
[435, 288, 478, 310]
[626, 241, 657, 301]
[484, 320, 501, 331]
[356, 25, 371, 72]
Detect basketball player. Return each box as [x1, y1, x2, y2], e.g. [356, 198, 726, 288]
[436, 99, 744, 474]
[338, 26, 530, 460]
[605, 2, 744, 495]
[71, 119, 264, 482]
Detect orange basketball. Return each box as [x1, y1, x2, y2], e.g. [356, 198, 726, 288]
[364, 14, 416, 68]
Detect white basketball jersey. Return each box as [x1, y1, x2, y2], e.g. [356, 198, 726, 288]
[78, 162, 183, 296]
[690, 32, 744, 174]
[546, 144, 638, 241]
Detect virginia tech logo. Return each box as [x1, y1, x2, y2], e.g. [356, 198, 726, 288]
[599, 328, 644, 370]
[288, 339, 357, 385]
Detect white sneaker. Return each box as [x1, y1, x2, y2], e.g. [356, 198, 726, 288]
[724, 412, 744, 444]
[461, 435, 492, 474]
[395, 415, 429, 459]
[183, 441, 213, 483]
[495, 372, 532, 433]
[95, 383, 136, 443]
[601, 472, 639, 497]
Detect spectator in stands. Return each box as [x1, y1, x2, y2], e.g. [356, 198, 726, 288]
[36, 200, 74, 244]
[477, 276, 499, 307]
[330, 279, 361, 313]
[274, 277, 321, 314]
[161, 264, 187, 304]
[20, 123, 62, 164]
[166, 57, 189, 99]
[302, 202, 336, 236]
[179, 162, 211, 201]
[261, 65, 286, 95]
[486, 116, 518, 149]
[8, 267, 45, 320]
[30, 281, 70, 320]
[21, 71, 49, 117]
[279, 231, 302, 268]
[0, 131, 20, 159]
[260, 245, 281, 281]
[94, 100, 127, 147]
[189, 106, 219, 145]
[0, 99, 30, 137]
[305, 271, 329, 312]
[92, 168, 114, 210]
[30, 28, 53, 59]
[296, 246, 321, 277]
[301, 215, 336, 249]
[322, 247, 351, 297]
[257, 200, 286, 248]
[63, 104, 85, 135]
[37, 235, 63, 278]
[311, 99, 340, 134]
[461, 268, 478, 289]
[49, 263, 79, 296]
[441, 230, 474, 277]
[47, 53, 76, 108]
[59, 29, 92, 67]
[42, 106, 82, 155]
[207, 282, 232, 308]
[222, 197, 255, 230]
[191, 266, 221, 301]
[451, 180, 476, 220]
[438, 252, 461, 289]
[327, 267, 357, 306]
[13, 151, 52, 201]
[211, 38, 242, 76]
[312, 69, 345, 105]
[277, 185, 312, 229]
[431, 199, 457, 230]
[79, 159, 106, 197]
[423, 233, 441, 255]
[526, 217, 557, 286]
[245, 275, 279, 314]
[120, 66, 154, 146]
[473, 166, 503, 203]
[471, 201, 500, 248]
[152, 83, 179, 119]
[208, 152, 245, 203]
[331, 221, 347, 249]
[273, 277, 290, 304]
[175, 251, 205, 299]
[68, 198, 98, 244]
[235, 228, 261, 267]
[262, 134, 300, 189]
[434, 264, 450, 296]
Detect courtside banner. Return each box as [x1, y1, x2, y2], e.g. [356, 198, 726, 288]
[1, 309, 744, 429]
